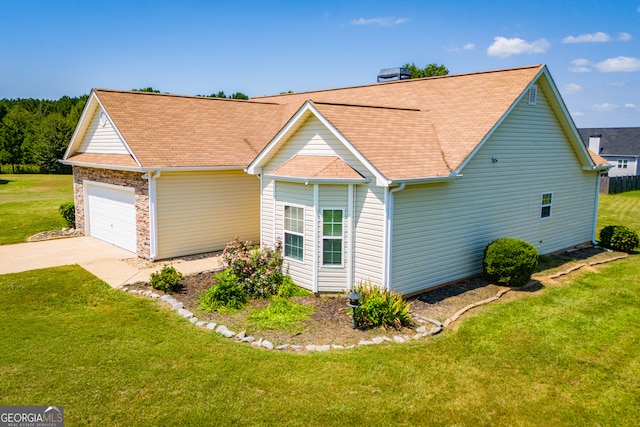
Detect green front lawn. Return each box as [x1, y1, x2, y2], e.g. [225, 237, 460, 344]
[1, 257, 638, 425]
[0, 174, 73, 244]
[598, 190, 640, 234]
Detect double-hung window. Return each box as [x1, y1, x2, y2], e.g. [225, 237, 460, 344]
[540, 193, 553, 219]
[284, 205, 304, 261]
[322, 209, 343, 266]
[618, 159, 628, 169]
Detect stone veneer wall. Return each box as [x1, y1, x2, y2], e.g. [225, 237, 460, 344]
[73, 167, 150, 259]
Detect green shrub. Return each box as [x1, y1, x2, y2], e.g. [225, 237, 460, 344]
[599, 225, 639, 253]
[59, 202, 75, 228]
[277, 276, 311, 298]
[483, 237, 538, 287]
[149, 265, 183, 293]
[351, 281, 411, 329]
[197, 269, 247, 313]
[222, 237, 284, 298]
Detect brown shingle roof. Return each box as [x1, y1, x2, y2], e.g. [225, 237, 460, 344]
[94, 90, 284, 168]
[257, 65, 546, 178]
[74, 65, 571, 180]
[66, 153, 139, 168]
[269, 155, 366, 180]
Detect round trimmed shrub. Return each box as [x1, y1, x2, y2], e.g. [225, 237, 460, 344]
[599, 225, 639, 253]
[150, 265, 183, 293]
[483, 238, 539, 287]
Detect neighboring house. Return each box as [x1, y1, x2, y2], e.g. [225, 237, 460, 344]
[578, 128, 640, 177]
[247, 65, 610, 295]
[63, 64, 610, 295]
[62, 90, 284, 260]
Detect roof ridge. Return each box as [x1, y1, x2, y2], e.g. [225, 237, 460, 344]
[312, 100, 420, 111]
[252, 64, 544, 100]
[93, 89, 280, 105]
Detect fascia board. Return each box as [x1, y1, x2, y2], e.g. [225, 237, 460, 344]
[538, 67, 595, 168]
[247, 103, 313, 174]
[455, 66, 592, 174]
[263, 174, 369, 184]
[248, 101, 390, 186]
[305, 103, 390, 187]
[63, 91, 99, 160]
[93, 96, 143, 168]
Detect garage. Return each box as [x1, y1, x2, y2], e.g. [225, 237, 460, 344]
[85, 182, 136, 253]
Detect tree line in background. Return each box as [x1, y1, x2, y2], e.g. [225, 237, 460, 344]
[0, 63, 446, 175]
[0, 95, 87, 174]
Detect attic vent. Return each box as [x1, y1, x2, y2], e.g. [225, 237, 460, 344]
[99, 111, 108, 127]
[528, 85, 538, 105]
[377, 67, 411, 83]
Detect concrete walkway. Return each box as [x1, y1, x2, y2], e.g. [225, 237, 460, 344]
[0, 236, 223, 288]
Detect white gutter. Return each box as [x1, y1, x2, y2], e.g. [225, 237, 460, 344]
[142, 170, 161, 261]
[383, 182, 406, 290]
[263, 174, 368, 185]
[60, 160, 247, 173]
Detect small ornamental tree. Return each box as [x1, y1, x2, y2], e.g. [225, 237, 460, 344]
[483, 238, 539, 287]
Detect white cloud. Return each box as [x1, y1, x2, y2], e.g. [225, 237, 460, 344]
[595, 56, 640, 72]
[446, 42, 475, 52]
[563, 32, 611, 43]
[607, 81, 627, 86]
[561, 83, 583, 94]
[569, 58, 592, 73]
[618, 32, 632, 41]
[625, 103, 639, 110]
[487, 36, 550, 58]
[572, 111, 585, 117]
[592, 103, 618, 112]
[351, 17, 408, 26]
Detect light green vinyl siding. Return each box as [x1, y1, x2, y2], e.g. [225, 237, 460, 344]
[274, 182, 314, 291]
[318, 185, 348, 292]
[391, 83, 599, 295]
[78, 108, 129, 154]
[353, 184, 385, 286]
[156, 171, 259, 259]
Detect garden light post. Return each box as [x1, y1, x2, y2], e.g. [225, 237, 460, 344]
[346, 290, 362, 329]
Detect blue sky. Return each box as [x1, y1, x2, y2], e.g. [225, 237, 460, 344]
[1, 0, 639, 127]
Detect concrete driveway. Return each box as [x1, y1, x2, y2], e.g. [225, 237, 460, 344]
[0, 236, 223, 288]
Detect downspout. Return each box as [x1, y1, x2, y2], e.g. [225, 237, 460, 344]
[384, 182, 405, 290]
[592, 172, 601, 246]
[257, 174, 263, 249]
[313, 184, 319, 293]
[147, 170, 161, 261]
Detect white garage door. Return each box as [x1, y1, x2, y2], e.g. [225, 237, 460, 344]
[86, 183, 136, 253]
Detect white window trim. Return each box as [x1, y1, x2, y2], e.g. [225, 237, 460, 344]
[540, 191, 553, 220]
[321, 207, 345, 268]
[618, 159, 628, 169]
[283, 204, 305, 263]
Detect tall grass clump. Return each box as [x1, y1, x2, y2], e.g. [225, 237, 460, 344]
[351, 281, 411, 329]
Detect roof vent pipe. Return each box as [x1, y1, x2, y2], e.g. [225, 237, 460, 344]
[377, 67, 411, 83]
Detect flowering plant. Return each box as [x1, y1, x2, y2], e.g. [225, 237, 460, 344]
[222, 237, 284, 298]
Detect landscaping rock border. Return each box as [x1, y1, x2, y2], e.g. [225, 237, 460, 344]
[120, 252, 627, 353]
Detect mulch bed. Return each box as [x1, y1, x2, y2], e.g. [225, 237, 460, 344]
[127, 246, 623, 347]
